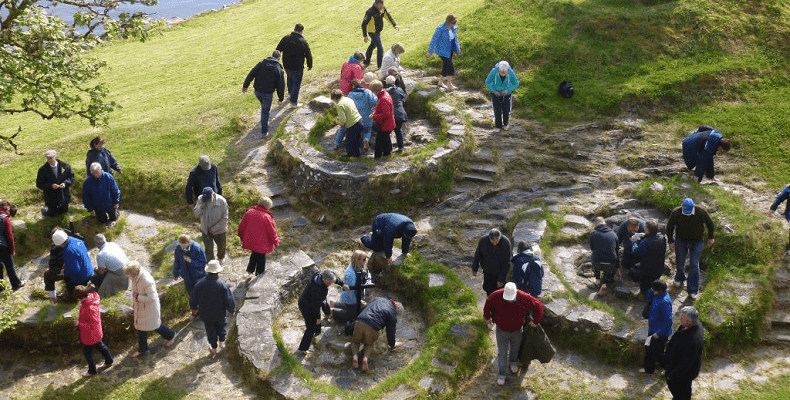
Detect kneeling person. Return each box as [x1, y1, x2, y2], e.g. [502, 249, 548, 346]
[351, 297, 403, 372]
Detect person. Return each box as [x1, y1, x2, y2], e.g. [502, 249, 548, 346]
[44, 228, 67, 303]
[617, 217, 645, 271]
[193, 187, 228, 262]
[369, 80, 395, 158]
[350, 296, 402, 372]
[361, 0, 399, 69]
[242, 50, 285, 137]
[172, 234, 208, 296]
[681, 125, 731, 183]
[589, 217, 619, 296]
[83, 162, 121, 226]
[190, 260, 236, 355]
[0, 200, 23, 291]
[484, 60, 519, 130]
[363, 71, 377, 88]
[125, 261, 175, 357]
[768, 184, 790, 246]
[36, 150, 74, 217]
[297, 270, 347, 353]
[237, 196, 280, 276]
[666, 198, 714, 300]
[385, 75, 407, 153]
[511, 241, 543, 297]
[385, 66, 407, 92]
[629, 220, 667, 295]
[341, 79, 378, 152]
[276, 24, 312, 108]
[483, 282, 544, 386]
[642, 280, 672, 375]
[664, 306, 705, 400]
[93, 233, 129, 298]
[360, 213, 418, 268]
[331, 89, 365, 157]
[472, 228, 512, 297]
[379, 43, 406, 80]
[85, 136, 121, 176]
[427, 14, 461, 90]
[331, 250, 372, 323]
[74, 285, 113, 377]
[339, 52, 366, 95]
[49, 229, 94, 303]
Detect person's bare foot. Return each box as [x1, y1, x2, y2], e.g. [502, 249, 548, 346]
[131, 351, 143, 358]
[352, 357, 358, 369]
[165, 339, 175, 347]
[209, 347, 217, 355]
[362, 357, 369, 372]
[82, 372, 95, 378]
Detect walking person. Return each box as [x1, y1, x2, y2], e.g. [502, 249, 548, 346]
[681, 125, 731, 183]
[0, 200, 24, 291]
[427, 14, 461, 90]
[768, 184, 790, 246]
[237, 196, 280, 276]
[74, 285, 113, 377]
[190, 260, 236, 355]
[36, 150, 74, 217]
[484, 60, 519, 130]
[297, 270, 347, 353]
[361, 0, 399, 69]
[276, 24, 313, 108]
[85, 136, 121, 176]
[664, 306, 705, 400]
[172, 234, 208, 296]
[83, 162, 121, 226]
[193, 187, 228, 263]
[369, 80, 395, 158]
[472, 228, 512, 297]
[242, 50, 285, 137]
[641, 280, 672, 375]
[125, 261, 175, 357]
[339, 52, 366, 95]
[185, 155, 222, 209]
[331, 89, 365, 157]
[511, 241, 543, 298]
[666, 198, 714, 300]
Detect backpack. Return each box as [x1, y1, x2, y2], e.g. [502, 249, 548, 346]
[558, 81, 574, 99]
[517, 252, 544, 297]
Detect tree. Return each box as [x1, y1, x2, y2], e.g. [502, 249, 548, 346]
[0, 0, 156, 139]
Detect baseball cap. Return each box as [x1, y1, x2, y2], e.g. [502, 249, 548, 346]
[682, 198, 695, 215]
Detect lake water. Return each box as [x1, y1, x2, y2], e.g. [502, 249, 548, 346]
[39, 0, 237, 25]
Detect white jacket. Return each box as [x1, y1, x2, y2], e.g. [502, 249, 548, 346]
[132, 268, 162, 331]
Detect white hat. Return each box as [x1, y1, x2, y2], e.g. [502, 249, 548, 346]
[52, 230, 68, 246]
[44, 149, 57, 158]
[503, 282, 517, 301]
[205, 259, 223, 274]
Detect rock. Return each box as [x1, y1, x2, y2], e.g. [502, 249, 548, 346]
[450, 324, 472, 339]
[11, 220, 26, 231]
[309, 96, 334, 112]
[512, 219, 547, 245]
[521, 208, 543, 216]
[294, 218, 307, 228]
[650, 182, 664, 192]
[563, 215, 590, 228]
[433, 103, 454, 114]
[428, 273, 446, 287]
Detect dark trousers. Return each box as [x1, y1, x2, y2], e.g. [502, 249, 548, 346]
[345, 121, 363, 157]
[83, 340, 113, 374]
[246, 252, 266, 275]
[203, 319, 228, 349]
[44, 271, 88, 299]
[394, 120, 404, 149]
[644, 335, 668, 373]
[201, 231, 227, 261]
[666, 377, 693, 400]
[482, 272, 499, 296]
[298, 302, 321, 351]
[593, 261, 617, 284]
[374, 128, 392, 158]
[254, 90, 274, 135]
[440, 54, 455, 77]
[285, 68, 304, 105]
[0, 245, 22, 289]
[137, 324, 175, 353]
[95, 209, 118, 223]
[43, 203, 69, 217]
[491, 94, 512, 128]
[364, 32, 384, 68]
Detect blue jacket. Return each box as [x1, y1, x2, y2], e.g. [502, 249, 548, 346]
[647, 289, 673, 338]
[428, 22, 460, 58]
[63, 238, 94, 284]
[682, 127, 723, 181]
[589, 224, 619, 264]
[485, 63, 519, 94]
[85, 148, 121, 175]
[348, 86, 378, 127]
[771, 186, 790, 221]
[340, 263, 372, 305]
[185, 164, 222, 205]
[365, 213, 417, 258]
[190, 274, 235, 322]
[172, 240, 207, 284]
[511, 250, 543, 297]
[356, 297, 398, 348]
[386, 86, 408, 122]
[82, 171, 121, 212]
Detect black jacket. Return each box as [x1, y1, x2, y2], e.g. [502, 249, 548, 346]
[589, 224, 619, 264]
[632, 232, 667, 282]
[298, 272, 343, 323]
[472, 235, 512, 282]
[243, 57, 285, 101]
[276, 32, 312, 71]
[35, 160, 74, 209]
[356, 297, 398, 348]
[184, 164, 222, 205]
[664, 322, 705, 382]
[189, 274, 236, 322]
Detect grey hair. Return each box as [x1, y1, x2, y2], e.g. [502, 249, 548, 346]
[488, 228, 501, 241]
[393, 300, 404, 315]
[595, 216, 606, 226]
[94, 233, 107, 247]
[123, 260, 142, 276]
[90, 162, 102, 172]
[681, 306, 699, 325]
[320, 269, 336, 283]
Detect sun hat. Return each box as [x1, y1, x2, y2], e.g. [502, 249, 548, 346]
[52, 230, 68, 246]
[503, 282, 517, 301]
[205, 260, 223, 274]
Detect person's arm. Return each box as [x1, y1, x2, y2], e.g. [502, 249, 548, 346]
[304, 41, 313, 70]
[385, 315, 397, 349]
[472, 240, 483, 274]
[137, 275, 156, 304]
[769, 187, 789, 212]
[189, 284, 199, 311]
[208, 200, 228, 234]
[192, 201, 203, 219]
[172, 247, 181, 279]
[185, 171, 195, 205]
[336, 103, 348, 127]
[226, 285, 236, 315]
[497, 240, 512, 284]
[61, 164, 74, 187]
[529, 295, 544, 325]
[82, 180, 93, 212]
[361, 9, 372, 38]
[35, 168, 48, 191]
[107, 150, 122, 173]
[507, 69, 520, 93]
[110, 176, 121, 206]
[484, 68, 497, 93]
[275, 36, 286, 52]
[242, 65, 258, 91]
[265, 215, 280, 248]
[385, 9, 397, 29]
[4, 216, 14, 255]
[214, 166, 222, 195]
[427, 26, 441, 56]
[702, 210, 715, 241]
[192, 245, 207, 268]
[666, 212, 677, 245]
[276, 69, 285, 102]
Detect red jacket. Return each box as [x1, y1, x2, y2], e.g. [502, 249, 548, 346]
[372, 90, 396, 131]
[0, 208, 13, 255]
[483, 289, 544, 332]
[237, 205, 280, 254]
[79, 292, 104, 345]
[339, 62, 364, 95]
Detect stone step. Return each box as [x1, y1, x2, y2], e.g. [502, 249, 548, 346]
[763, 327, 790, 346]
[468, 163, 498, 176]
[769, 309, 790, 328]
[463, 173, 494, 183]
[271, 196, 290, 209]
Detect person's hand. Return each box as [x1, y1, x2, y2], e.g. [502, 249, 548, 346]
[425, 51, 430, 58]
[768, 210, 775, 217]
[387, 257, 394, 265]
[707, 238, 715, 247]
[51, 183, 60, 189]
[394, 25, 399, 31]
[502, 90, 509, 95]
[493, 91, 500, 96]
[113, 204, 119, 209]
[316, 318, 322, 325]
[117, 170, 122, 175]
[652, 333, 659, 339]
[529, 322, 538, 328]
[183, 256, 191, 263]
[192, 309, 199, 316]
[74, 320, 79, 327]
[472, 271, 477, 277]
[242, 87, 248, 93]
[669, 243, 675, 251]
[364, 36, 369, 43]
[342, 285, 350, 291]
[497, 281, 505, 288]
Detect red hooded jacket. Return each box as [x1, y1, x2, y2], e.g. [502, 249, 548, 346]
[237, 204, 280, 254]
[79, 292, 104, 345]
[372, 90, 396, 131]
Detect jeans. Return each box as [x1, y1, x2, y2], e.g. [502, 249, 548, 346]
[674, 238, 704, 294]
[394, 120, 404, 149]
[491, 94, 512, 128]
[285, 68, 304, 105]
[365, 32, 384, 69]
[247, 252, 266, 275]
[254, 91, 274, 135]
[203, 319, 228, 349]
[495, 326, 522, 378]
[334, 126, 347, 146]
[201, 231, 227, 261]
[83, 340, 113, 374]
[138, 324, 175, 353]
[0, 245, 22, 289]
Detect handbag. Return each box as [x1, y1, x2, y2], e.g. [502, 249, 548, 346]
[641, 297, 652, 319]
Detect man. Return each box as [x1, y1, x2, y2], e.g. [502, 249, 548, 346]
[185, 155, 222, 208]
[48, 229, 94, 303]
[643, 280, 672, 375]
[360, 213, 417, 269]
[472, 228, 512, 297]
[242, 50, 285, 137]
[681, 125, 731, 183]
[629, 220, 667, 295]
[173, 234, 208, 296]
[193, 187, 228, 262]
[664, 306, 705, 400]
[590, 217, 619, 296]
[666, 198, 714, 300]
[297, 270, 346, 353]
[276, 24, 312, 108]
[616, 217, 645, 271]
[483, 282, 544, 386]
[350, 296, 402, 372]
[93, 233, 130, 298]
[83, 162, 121, 226]
[361, 0, 399, 69]
[35, 150, 74, 217]
[190, 260, 236, 355]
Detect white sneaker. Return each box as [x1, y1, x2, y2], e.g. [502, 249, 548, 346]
[689, 293, 698, 300]
[510, 364, 519, 374]
[438, 82, 447, 89]
[502, 124, 510, 131]
[496, 376, 505, 386]
[673, 280, 681, 288]
[487, 322, 495, 331]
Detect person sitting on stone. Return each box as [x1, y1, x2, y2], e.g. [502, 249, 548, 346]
[193, 187, 229, 263]
[173, 234, 208, 297]
[628, 219, 667, 295]
[83, 162, 121, 226]
[190, 260, 236, 355]
[48, 229, 94, 303]
[35, 150, 74, 217]
[360, 213, 417, 270]
[297, 270, 347, 354]
[617, 217, 644, 272]
[92, 234, 130, 298]
[185, 155, 222, 209]
[350, 297, 403, 372]
[589, 217, 619, 297]
[332, 250, 373, 323]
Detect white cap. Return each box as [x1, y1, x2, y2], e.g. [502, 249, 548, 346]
[52, 230, 68, 246]
[205, 259, 223, 274]
[503, 282, 517, 301]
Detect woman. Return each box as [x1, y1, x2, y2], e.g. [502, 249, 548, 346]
[332, 250, 372, 322]
[643, 280, 673, 374]
[0, 200, 23, 291]
[484, 60, 519, 130]
[385, 75, 408, 153]
[125, 261, 175, 357]
[339, 52, 366, 95]
[238, 196, 280, 276]
[331, 89, 365, 158]
[74, 285, 113, 377]
[427, 14, 461, 90]
[85, 136, 122, 176]
[379, 43, 406, 80]
[369, 80, 395, 158]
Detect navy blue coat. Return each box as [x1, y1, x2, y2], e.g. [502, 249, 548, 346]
[682, 126, 723, 181]
[771, 186, 790, 222]
[82, 171, 121, 212]
[356, 297, 398, 348]
[184, 164, 222, 205]
[364, 213, 417, 259]
[472, 234, 512, 282]
[190, 274, 235, 322]
[386, 86, 408, 122]
[85, 148, 121, 175]
[298, 272, 343, 323]
[243, 57, 285, 101]
[589, 224, 619, 264]
[36, 160, 74, 209]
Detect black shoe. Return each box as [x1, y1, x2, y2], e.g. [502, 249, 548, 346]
[12, 281, 25, 291]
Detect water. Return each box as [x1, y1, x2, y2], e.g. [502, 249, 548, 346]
[37, 0, 237, 25]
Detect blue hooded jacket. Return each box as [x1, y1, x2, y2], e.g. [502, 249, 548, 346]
[63, 238, 94, 284]
[485, 63, 519, 94]
[82, 171, 121, 212]
[647, 289, 673, 338]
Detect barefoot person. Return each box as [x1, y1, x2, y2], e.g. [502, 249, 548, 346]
[350, 297, 403, 372]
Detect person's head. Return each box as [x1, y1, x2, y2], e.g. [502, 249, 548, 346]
[680, 305, 699, 327]
[645, 219, 658, 235]
[198, 155, 211, 171]
[94, 233, 107, 248]
[626, 217, 640, 234]
[351, 250, 368, 269]
[403, 222, 418, 238]
[52, 229, 68, 247]
[201, 187, 215, 203]
[517, 241, 531, 254]
[351, 79, 364, 89]
[73, 285, 92, 300]
[503, 282, 517, 302]
[294, 23, 304, 33]
[445, 14, 457, 27]
[391, 43, 405, 55]
[90, 136, 104, 150]
[272, 50, 281, 60]
[258, 195, 273, 210]
[488, 228, 502, 246]
[330, 89, 344, 103]
[123, 260, 141, 277]
[320, 270, 337, 286]
[650, 279, 667, 294]
[353, 51, 366, 64]
[375, 0, 384, 11]
[682, 198, 695, 216]
[497, 61, 510, 77]
[720, 138, 731, 152]
[0, 199, 9, 212]
[387, 67, 399, 77]
[363, 72, 377, 86]
[7, 204, 17, 217]
[385, 75, 396, 87]
[392, 299, 404, 315]
[44, 149, 57, 166]
[205, 259, 223, 274]
[595, 216, 606, 226]
[90, 162, 102, 178]
[369, 80, 383, 94]
[178, 234, 191, 250]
